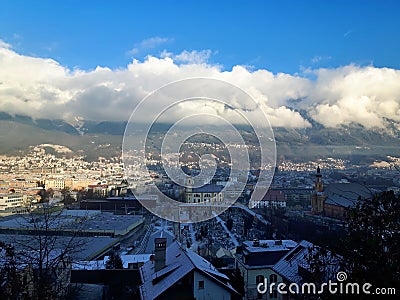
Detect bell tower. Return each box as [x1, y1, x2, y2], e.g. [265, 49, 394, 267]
[185, 176, 194, 203]
[311, 166, 326, 213]
[185, 176, 194, 192]
[315, 166, 323, 192]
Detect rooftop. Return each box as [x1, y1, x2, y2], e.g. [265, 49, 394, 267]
[143, 227, 175, 254]
[0, 234, 118, 261]
[72, 254, 152, 270]
[243, 239, 297, 253]
[0, 210, 143, 234]
[191, 184, 224, 193]
[140, 241, 237, 299]
[325, 183, 374, 207]
[273, 240, 340, 285]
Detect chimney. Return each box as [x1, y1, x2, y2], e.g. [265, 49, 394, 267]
[154, 238, 167, 272]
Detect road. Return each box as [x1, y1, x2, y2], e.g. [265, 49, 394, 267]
[212, 211, 239, 247]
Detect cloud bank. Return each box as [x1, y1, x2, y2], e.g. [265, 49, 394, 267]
[0, 40, 399, 130]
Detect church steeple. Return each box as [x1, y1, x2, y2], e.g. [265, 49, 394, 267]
[184, 176, 194, 203]
[311, 166, 326, 214]
[315, 165, 323, 192]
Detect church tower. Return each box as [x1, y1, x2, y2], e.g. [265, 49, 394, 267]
[185, 176, 194, 203]
[315, 166, 323, 192]
[311, 166, 326, 213]
[186, 176, 194, 192]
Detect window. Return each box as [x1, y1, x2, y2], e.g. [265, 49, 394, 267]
[256, 275, 265, 299]
[270, 289, 278, 298]
[269, 274, 278, 299]
[256, 275, 264, 284]
[198, 280, 204, 289]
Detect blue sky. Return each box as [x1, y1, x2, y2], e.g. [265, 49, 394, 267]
[1, 0, 399, 74]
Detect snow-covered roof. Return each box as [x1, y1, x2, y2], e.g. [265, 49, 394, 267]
[243, 239, 297, 253]
[142, 228, 175, 254]
[73, 254, 152, 270]
[107, 254, 152, 268]
[140, 241, 237, 299]
[273, 240, 340, 285]
[72, 260, 105, 270]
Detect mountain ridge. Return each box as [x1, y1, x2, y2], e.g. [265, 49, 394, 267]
[0, 112, 399, 161]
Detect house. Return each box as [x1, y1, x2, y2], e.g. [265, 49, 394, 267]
[278, 188, 313, 209]
[138, 221, 175, 254]
[139, 238, 240, 300]
[272, 240, 340, 299]
[253, 190, 286, 209]
[235, 239, 297, 300]
[216, 247, 235, 268]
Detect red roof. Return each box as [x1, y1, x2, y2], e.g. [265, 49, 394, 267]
[262, 189, 285, 201]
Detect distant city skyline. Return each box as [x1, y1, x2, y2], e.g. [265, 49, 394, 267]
[0, 1, 400, 130]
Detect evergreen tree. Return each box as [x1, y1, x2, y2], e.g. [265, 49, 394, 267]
[307, 191, 400, 291]
[105, 250, 123, 269]
[341, 191, 400, 287]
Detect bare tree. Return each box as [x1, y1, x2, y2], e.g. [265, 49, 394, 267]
[2, 205, 88, 299]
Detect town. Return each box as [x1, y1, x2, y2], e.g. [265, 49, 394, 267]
[1, 1, 400, 298]
[0, 143, 398, 299]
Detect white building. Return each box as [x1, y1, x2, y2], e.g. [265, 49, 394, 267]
[45, 179, 65, 190]
[252, 190, 287, 209]
[0, 192, 28, 212]
[185, 181, 224, 204]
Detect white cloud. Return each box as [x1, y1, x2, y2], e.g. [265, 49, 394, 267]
[0, 41, 400, 130]
[0, 39, 12, 49]
[128, 36, 171, 55]
[173, 50, 213, 64]
[307, 65, 400, 128]
[160, 49, 215, 65]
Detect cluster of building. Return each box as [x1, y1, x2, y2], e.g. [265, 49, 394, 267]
[0, 145, 135, 214]
[0, 207, 147, 298]
[68, 230, 339, 300]
[0, 143, 399, 298]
